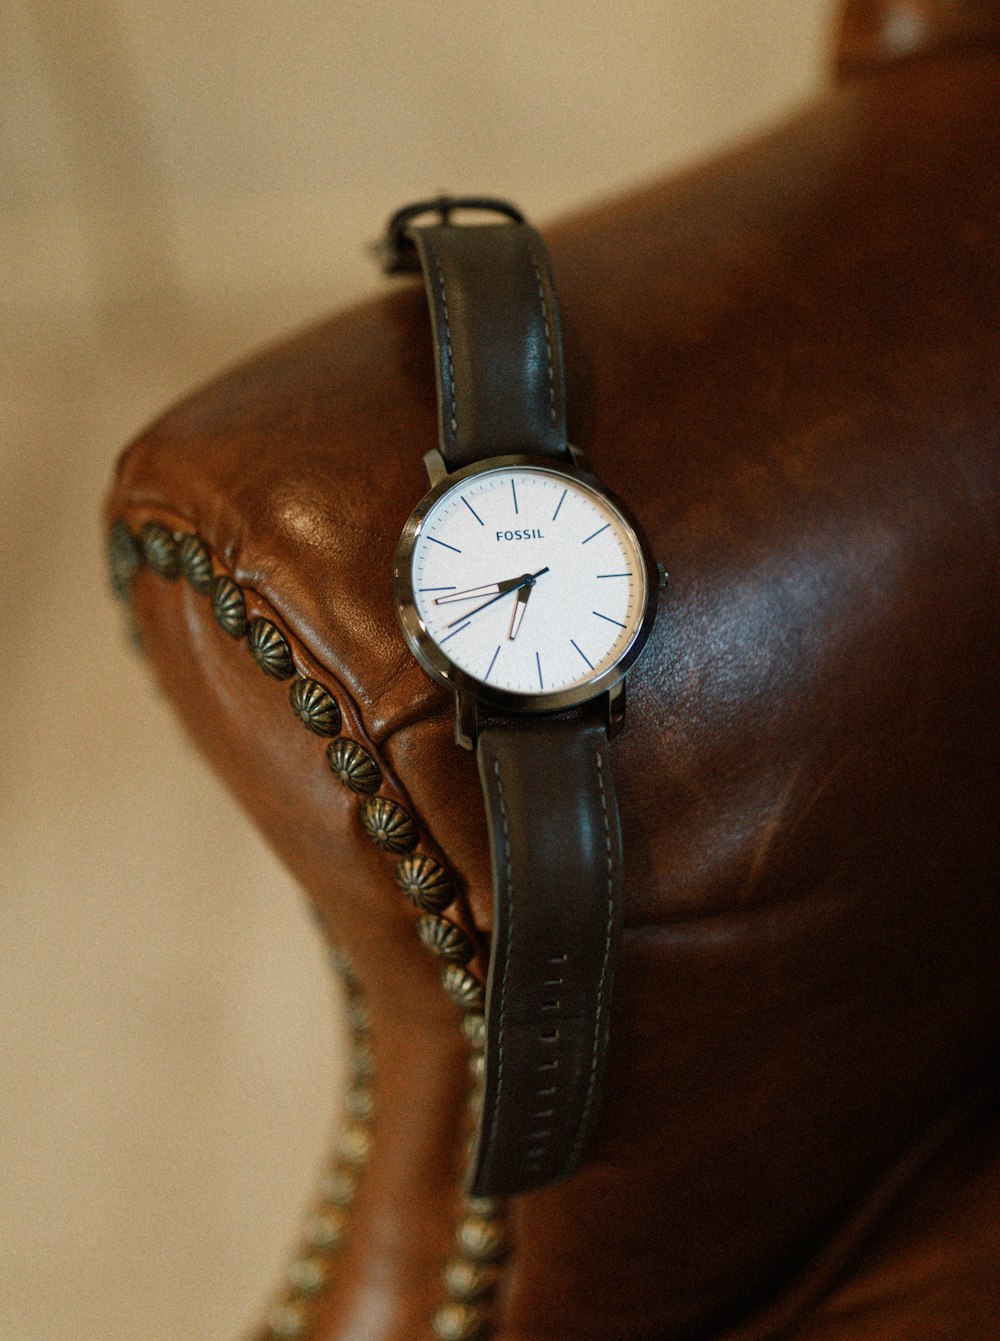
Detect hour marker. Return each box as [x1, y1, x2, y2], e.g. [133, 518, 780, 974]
[593, 610, 627, 629]
[428, 535, 461, 554]
[571, 638, 593, 668]
[485, 644, 501, 679]
[512, 480, 519, 514]
[462, 497, 484, 526]
[581, 523, 610, 545]
[419, 586, 457, 592]
[596, 572, 631, 579]
[552, 488, 567, 521]
[441, 621, 471, 642]
[536, 651, 543, 689]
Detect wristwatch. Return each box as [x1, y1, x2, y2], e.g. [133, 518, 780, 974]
[381, 196, 663, 1197]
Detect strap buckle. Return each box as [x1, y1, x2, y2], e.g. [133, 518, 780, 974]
[374, 195, 526, 275]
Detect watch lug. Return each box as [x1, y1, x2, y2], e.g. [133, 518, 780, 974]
[606, 680, 627, 738]
[424, 448, 449, 487]
[455, 691, 479, 751]
[567, 442, 594, 474]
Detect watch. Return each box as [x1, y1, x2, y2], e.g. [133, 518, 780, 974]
[381, 196, 663, 1197]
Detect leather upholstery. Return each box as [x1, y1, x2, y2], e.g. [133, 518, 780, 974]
[105, 13, 1000, 1340]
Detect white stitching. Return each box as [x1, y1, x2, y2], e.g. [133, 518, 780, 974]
[481, 755, 513, 1175]
[428, 240, 458, 441]
[569, 747, 615, 1165]
[530, 254, 558, 428]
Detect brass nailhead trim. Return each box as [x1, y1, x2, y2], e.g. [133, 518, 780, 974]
[462, 1012, 486, 1050]
[396, 853, 455, 913]
[107, 521, 502, 1339]
[443, 1258, 495, 1304]
[442, 964, 486, 1012]
[268, 1301, 307, 1338]
[177, 533, 214, 594]
[210, 574, 248, 638]
[290, 677, 342, 737]
[432, 1302, 488, 1341]
[361, 797, 418, 853]
[456, 1216, 508, 1265]
[286, 1256, 327, 1296]
[417, 913, 474, 965]
[140, 521, 180, 578]
[107, 520, 143, 602]
[248, 617, 295, 679]
[327, 738, 382, 794]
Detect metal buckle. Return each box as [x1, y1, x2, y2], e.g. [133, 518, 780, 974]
[374, 195, 526, 274]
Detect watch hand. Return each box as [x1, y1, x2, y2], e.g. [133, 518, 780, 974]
[447, 567, 549, 628]
[435, 577, 516, 605]
[508, 583, 532, 640]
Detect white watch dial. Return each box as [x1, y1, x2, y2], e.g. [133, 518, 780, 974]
[408, 465, 647, 696]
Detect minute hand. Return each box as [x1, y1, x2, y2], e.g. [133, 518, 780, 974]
[447, 567, 549, 628]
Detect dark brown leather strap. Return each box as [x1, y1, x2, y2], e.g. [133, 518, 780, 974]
[470, 715, 624, 1196]
[409, 220, 569, 468]
[394, 205, 623, 1195]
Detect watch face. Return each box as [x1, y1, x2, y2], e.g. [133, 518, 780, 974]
[396, 459, 655, 709]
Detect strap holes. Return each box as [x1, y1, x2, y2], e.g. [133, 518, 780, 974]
[540, 1028, 559, 1043]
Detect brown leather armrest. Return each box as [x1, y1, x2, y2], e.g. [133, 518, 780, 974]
[105, 42, 1000, 1341]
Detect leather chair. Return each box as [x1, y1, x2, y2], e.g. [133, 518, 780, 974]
[103, 3, 1000, 1337]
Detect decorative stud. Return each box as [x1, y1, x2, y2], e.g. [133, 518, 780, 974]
[249, 618, 295, 679]
[456, 1216, 507, 1264]
[326, 938, 355, 985]
[443, 1257, 494, 1304]
[107, 521, 143, 602]
[268, 1301, 307, 1337]
[339, 1121, 372, 1167]
[462, 1013, 486, 1050]
[432, 1303, 487, 1341]
[305, 1206, 345, 1251]
[361, 797, 417, 853]
[351, 1040, 375, 1084]
[465, 1195, 501, 1220]
[177, 533, 213, 593]
[320, 1166, 357, 1208]
[287, 1255, 327, 1296]
[211, 575, 247, 638]
[417, 914, 474, 965]
[468, 1051, 485, 1085]
[345, 994, 371, 1035]
[442, 965, 486, 1012]
[327, 738, 381, 794]
[345, 1084, 375, 1122]
[140, 521, 180, 578]
[290, 678, 341, 737]
[396, 853, 454, 913]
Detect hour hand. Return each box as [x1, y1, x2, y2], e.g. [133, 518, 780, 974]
[435, 577, 520, 605]
[508, 583, 532, 640]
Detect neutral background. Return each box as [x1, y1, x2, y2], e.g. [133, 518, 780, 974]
[2, 4, 831, 1338]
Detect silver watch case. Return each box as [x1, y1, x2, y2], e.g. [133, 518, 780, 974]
[394, 452, 661, 740]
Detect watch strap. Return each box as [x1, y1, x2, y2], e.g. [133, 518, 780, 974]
[470, 712, 624, 1196]
[409, 220, 569, 467]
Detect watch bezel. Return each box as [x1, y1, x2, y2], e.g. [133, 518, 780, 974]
[394, 453, 660, 716]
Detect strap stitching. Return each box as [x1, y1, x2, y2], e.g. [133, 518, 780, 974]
[481, 755, 513, 1177]
[569, 746, 615, 1166]
[427, 239, 458, 441]
[530, 254, 558, 428]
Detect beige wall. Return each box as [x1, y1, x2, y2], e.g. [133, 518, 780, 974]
[1, 4, 831, 1338]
